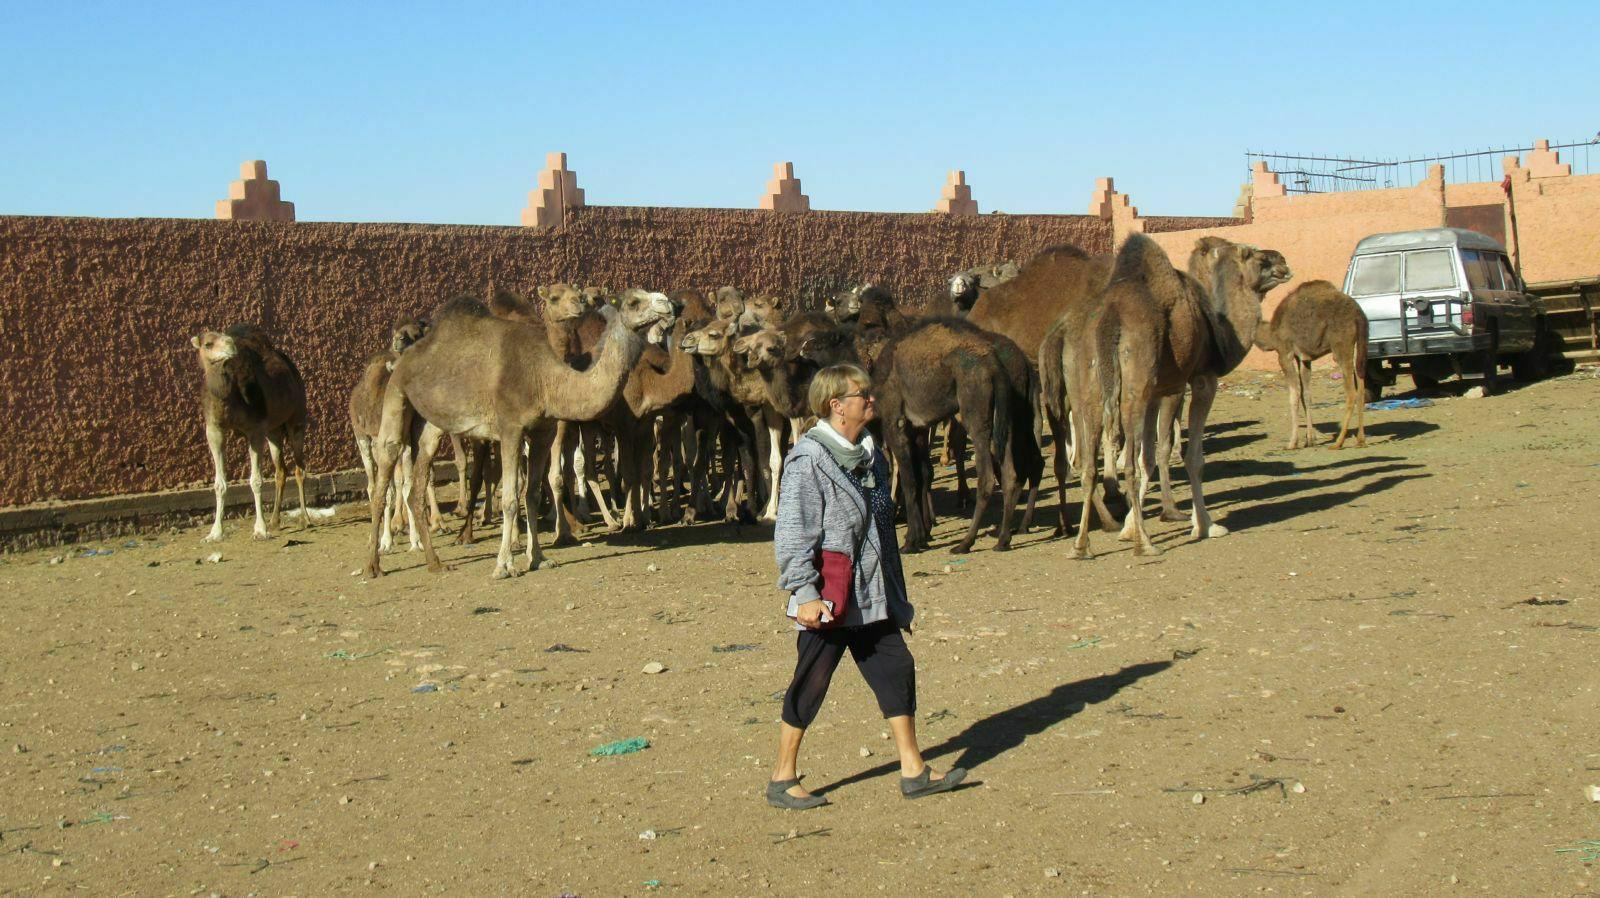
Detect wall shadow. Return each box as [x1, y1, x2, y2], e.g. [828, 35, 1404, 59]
[812, 660, 1175, 795]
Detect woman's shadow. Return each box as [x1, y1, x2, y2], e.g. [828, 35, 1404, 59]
[812, 659, 1174, 796]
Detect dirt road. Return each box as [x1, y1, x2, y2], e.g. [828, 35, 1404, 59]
[3, 368, 1598, 896]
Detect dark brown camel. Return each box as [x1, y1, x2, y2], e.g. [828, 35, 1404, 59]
[191, 325, 309, 542]
[1070, 234, 1290, 558]
[1254, 280, 1369, 450]
[872, 317, 1039, 554]
[364, 289, 675, 579]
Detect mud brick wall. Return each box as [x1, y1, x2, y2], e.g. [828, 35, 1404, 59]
[0, 209, 1110, 507]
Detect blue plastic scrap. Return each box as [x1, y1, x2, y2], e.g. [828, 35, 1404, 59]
[1366, 398, 1434, 410]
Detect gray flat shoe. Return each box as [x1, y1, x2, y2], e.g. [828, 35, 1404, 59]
[900, 766, 967, 799]
[766, 777, 829, 810]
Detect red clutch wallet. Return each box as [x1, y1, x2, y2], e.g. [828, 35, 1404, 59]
[814, 549, 854, 625]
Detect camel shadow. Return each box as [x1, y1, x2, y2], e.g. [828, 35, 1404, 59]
[1207, 460, 1423, 508]
[1217, 473, 1429, 531]
[1203, 430, 1264, 455]
[812, 660, 1175, 795]
[1362, 420, 1441, 441]
[1205, 453, 1406, 483]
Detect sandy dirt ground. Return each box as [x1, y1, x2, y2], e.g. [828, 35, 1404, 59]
[3, 367, 1599, 898]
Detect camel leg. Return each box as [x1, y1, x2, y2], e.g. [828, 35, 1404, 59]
[1167, 392, 1185, 469]
[365, 432, 398, 579]
[994, 429, 1022, 552]
[246, 433, 270, 540]
[203, 424, 229, 542]
[759, 409, 784, 524]
[1117, 403, 1161, 556]
[265, 435, 286, 533]
[455, 442, 480, 546]
[1092, 422, 1122, 532]
[1298, 358, 1319, 447]
[1185, 377, 1226, 540]
[1279, 351, 1301, 449]
[1047, 405, 1074, 538]
[888, 419, 928, 553]
[523, 426, 556, 572]
[1070, 396, 1102, 559]
[285, 423, 310, 530]
[448, 435, 468, 518]
[360, 434, 395, 552]
[1156, 394, 1186, 522]
[1340, 343, 1367, 449]
[953, 382, 997, 555]
[949, 420, 970, 512]
[548, 425, 578, 546]
[405, 423, 447, 573]
[398, 445, 423, 552]
[484, 431, 523, 579]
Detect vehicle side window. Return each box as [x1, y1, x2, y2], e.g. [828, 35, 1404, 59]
[1460, 250, 1504, 291]
[1403, 249, 1457, 291]
[1350, 254, 1400, 296]
[1495, 255, 1520, 292]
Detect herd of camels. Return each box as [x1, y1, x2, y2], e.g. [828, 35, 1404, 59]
[189, 233, 1376, 579]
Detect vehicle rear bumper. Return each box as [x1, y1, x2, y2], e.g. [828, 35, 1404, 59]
[1367, 332, 1491, 359]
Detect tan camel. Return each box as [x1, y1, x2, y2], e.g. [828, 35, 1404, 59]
[191, 326, 309, 541]
[941, 260, 1021, 316]
[826, 284, 910, 333]
[363, 289, 675, 579]
[1254, 280, 1369, 450]
[681, 319, 774, 522]
[349, 316, 439, 552]
[1069, 234, 1290, 558]
[600, 316, 701, 529]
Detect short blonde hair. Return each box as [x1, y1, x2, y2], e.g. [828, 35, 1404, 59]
[809, 363, 871, 419]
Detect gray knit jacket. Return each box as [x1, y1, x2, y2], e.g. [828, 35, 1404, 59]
[773, 437, 913, 630]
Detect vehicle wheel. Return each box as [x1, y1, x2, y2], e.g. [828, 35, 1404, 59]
[1364, 378, 1382, 403]
[1511, 328, 1554, 381]
[1480, 336, 1500, 396]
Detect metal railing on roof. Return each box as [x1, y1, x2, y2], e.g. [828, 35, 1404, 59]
[1245, 137, 1600, 194]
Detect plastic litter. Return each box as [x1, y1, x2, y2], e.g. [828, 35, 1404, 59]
[1064, 636, 1103, 650]
[1556, 839, 1600, 863]
[711, 644, 760, 653]
[589, 737, 650, 757]
[411, 683, 439, 694]
[1366, 398, 1434, 410]
[78, 548, 114, 557]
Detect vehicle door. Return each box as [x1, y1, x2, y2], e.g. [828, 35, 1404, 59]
[1397, 248, 1470, 342]
[1347, 252, 1403, 344]
[1461, 249, 1537, 352]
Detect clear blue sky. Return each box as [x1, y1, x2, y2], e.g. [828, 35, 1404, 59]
[2, 1, 1593, 223]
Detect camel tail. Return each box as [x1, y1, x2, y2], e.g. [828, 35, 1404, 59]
[991, 372, 1013, 469]
[1039, 332, 1066, 422]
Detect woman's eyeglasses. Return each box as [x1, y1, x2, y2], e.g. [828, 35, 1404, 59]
[838, 390, 874, 401]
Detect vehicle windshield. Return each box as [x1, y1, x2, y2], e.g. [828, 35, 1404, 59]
[1350, 254, 1400, 296]
[1403, 249, 1457, 291]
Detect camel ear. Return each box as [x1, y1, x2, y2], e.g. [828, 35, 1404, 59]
[824, 297, 835, 312]
[731, 334, 754, 355]
[190, 335, 202, 348]
[536, 285, 551, 300]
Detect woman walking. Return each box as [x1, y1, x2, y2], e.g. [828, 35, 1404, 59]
[767, 363, 967, 809]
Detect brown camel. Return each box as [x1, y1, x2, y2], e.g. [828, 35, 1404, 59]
[872, 317, 1040, 554]
[1254, 280, 1369, 450]
[364, 289, 675, 579]
[966, 248, 1107, 363]
[602, 316, 703, 529]
[826, 284, 910, 333]
[1069, 234, 1290, 558]
[681, 319, 772, 523]
[349, 316, 438, 552]
[191, 325, 309, 542]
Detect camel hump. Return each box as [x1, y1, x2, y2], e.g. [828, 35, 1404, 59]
[1027, 244, 1090, 265]
[433, 295, 492, 322]
[1110, 234, 1181, 290]
[223, 323, 273, 349]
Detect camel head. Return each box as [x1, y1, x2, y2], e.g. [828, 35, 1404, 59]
[582, 286, 612, 308]
[390, 316, 428, 353]
[711, 286, 745, 325]
[732, 328, 786, 369]
[190, 330, 237, 366]
[681, 321, 732, 357]
[948, 272, 980, 310]
[1251, 249, 1293, 293]
[825, 284, 870, 323]
[741, 294, 782, 328]
[613, 288, 677, 345]
[538, 283, 592, 323]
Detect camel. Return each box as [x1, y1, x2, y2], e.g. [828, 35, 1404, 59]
[942, 260, 1021, 316]
[872, 317, 1040, 554]
[1254, 280, 1369, 450]
[825, 284, 910, 333]
[681, 319, 773, 523]
[968, 246, 1112, 366]
[349, 316, 440, 552]
[363, 289, 675, 579]
[597, 315, 701, 529]
[190, 325, 309, 542]
[1069, 234, 1290, 558]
